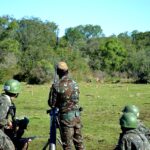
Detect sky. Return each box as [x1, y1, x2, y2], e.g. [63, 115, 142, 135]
[0, 0, 150, 37]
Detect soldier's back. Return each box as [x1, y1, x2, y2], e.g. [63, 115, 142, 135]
[121, 129, 150, 150]
[0, 129, 15, 150]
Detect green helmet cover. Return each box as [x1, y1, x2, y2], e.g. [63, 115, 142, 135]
[122, 105, 139, 117]
[4, 79, 21, 94]
[120, 112, 138, 129]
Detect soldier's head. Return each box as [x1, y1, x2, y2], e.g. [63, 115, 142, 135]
[122, 105, 139, 118]
[3, 79, 21, 98]
[56, 61, 68, 78]
[120, 112, 138, 131]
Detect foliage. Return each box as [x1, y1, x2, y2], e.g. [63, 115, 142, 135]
[13, 17, 59, 83]
[81, 37, 127, 73]
[64, 24, 103, 48]
[132, 31, 150, 50]
[28, 60, 53, 84]
[126, 49, 150, 83]
[0, 16, 20, 82]
[0, 15, 150, 84]
[0, 15, 19, 40]
[16, 17, 58, 50]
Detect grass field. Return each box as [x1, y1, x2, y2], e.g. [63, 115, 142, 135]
[1, 82, 150, 150]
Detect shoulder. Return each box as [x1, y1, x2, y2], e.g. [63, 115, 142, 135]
[60, 76, 78, 86]
[137, 119, 150, 133]
[0, 94, 11, 106]
[122, 130, 142, 144]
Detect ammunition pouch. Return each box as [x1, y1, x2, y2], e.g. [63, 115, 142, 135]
[61, 110, 80, 121]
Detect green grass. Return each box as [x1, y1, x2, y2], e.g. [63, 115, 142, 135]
[1, 82, 150, 150]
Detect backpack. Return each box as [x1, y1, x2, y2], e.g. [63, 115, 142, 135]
[0, 94, 11, 125]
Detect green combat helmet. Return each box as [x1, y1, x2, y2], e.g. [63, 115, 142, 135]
[4, 79, 21, 94]
[120, 112, 138, 129]
[122, 105, 139, 117]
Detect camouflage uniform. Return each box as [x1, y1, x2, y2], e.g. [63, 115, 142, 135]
[0, 129, 15, 150]
[1, 79, 30, 150]
[115, 129, 150, 150]
[0, 94, 15, 150]
[137, 120, 150, 142]
[48, 75, 85, 150]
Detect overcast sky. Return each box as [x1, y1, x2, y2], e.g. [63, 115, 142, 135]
[0, 0, 149, 36]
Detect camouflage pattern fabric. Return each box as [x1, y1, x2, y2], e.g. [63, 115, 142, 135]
[60, 116, 85, 150]
[137, 119, 150, 142]
[0, 129, 15, 150]
[49, 75, 80, 113]
[0, 94, 11, 126]
[49, 75, 85, 150]
[115, 129, 150, 150]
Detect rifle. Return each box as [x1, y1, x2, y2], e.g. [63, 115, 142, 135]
[19, 135, 49, 143]
[43, 107, 63, 150]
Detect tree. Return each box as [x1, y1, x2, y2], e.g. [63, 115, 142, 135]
[83, 24, 103, 39]
[126, 49, 150, 83]
[14, 17, 59, 83]
[65, 27, 84, 46]
[16, 17, 58, 51]
[81, 37, 127, 73]
[64, 24, 103, 48]
[0, 16, 20, 82]
[131, 31, 150, 51]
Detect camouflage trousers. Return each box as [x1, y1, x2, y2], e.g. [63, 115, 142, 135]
[0, 129, 15, 150]
[60, 117, 85, 150]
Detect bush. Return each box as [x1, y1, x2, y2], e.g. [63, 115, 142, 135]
[127, 49, 150, 83]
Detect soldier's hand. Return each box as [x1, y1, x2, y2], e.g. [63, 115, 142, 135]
[6, 120, 13, 129]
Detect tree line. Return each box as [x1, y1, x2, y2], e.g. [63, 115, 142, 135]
[0, 15, 150, 84]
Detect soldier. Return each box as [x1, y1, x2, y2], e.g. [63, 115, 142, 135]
[0, 80, 15, 150]
[122, 105, 150, 141]
[48, 61, 85, 150]
[0, 79, 30, 150]
[115, 112, 150, 150]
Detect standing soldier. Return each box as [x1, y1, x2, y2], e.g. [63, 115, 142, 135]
[0, 79, 30, 150]
[115, 112, 150, 150]
[122, 105, 150, 142]
[48, 61, 85, 150]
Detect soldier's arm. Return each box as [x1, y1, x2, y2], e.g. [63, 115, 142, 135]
[138, 120, 150, 136]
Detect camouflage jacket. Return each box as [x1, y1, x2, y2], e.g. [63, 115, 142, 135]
[0, 129, 15, 150]
[48, 75, 80, 113]
[137, 119, 150, 142]
[115, 129, 150, 150]
[0, 94, 12, 126]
